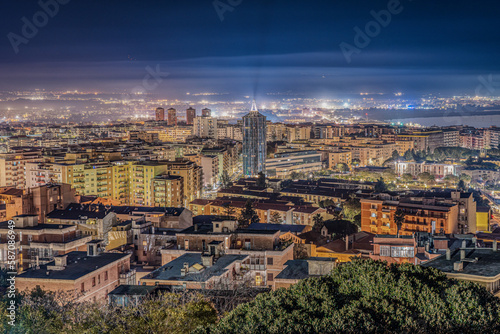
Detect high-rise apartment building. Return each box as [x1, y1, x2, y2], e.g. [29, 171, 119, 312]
[155, 107, 165, 121]
[152, 174, 184, 207]
[201, 108, 211, 117]
[129, 162, 169, 206]
[186, 107, 196, 125]
[243, 101, 267, 176]
[166, 159, 203, 206]
[167, 108, 177, 126]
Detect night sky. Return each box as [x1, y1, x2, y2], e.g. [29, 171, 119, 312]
[0, 0, 499, 98]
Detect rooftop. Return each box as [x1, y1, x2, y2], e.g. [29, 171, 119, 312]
[422, 248, 500, 277]
[17, 251, 130, 280]
[142, 253, 248, 282]
[275, 258, 337, 280]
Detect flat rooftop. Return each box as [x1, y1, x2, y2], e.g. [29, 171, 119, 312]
[142, 253, 247, 282]
[422, 248, 500, 277]
[17, 251, 130, 281]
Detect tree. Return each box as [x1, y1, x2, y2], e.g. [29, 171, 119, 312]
[237, 200, 259, 227]
[256, 172, 266, 188]
[312, 214, 324, 232]
[394, 208, 405, 237]
[457, 179, 467, 192]
[401, 173, 413, 183]
[222, 203, 236, 218]
[269, 211, 283, 225]
[336, 163, 349, 173]
[443, 174, 459, 186]
[196, 259, 500, 334]
[2, 290, 218, 334]
[219, 170, 232, 189]
[404, 149, 413, 161]
[460, 173, 472, 183]
[374, 177, 388, 193]
[342, 195, 361, 222]
[418, 172, 435, 184]
[392, 150, 400, 160]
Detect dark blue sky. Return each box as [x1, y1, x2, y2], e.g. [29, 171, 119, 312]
[0, 0, 499, 98]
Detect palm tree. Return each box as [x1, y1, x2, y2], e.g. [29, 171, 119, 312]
[394, 209, 405, 238]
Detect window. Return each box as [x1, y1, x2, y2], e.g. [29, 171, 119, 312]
[98, 275, 101, 284]
[184, 240, 189, 250]
[92, 277, 96, 287]
[267, 257, 274, 265]
[380, 245, 391, 257]
[104, 271, 108, 281]
[371, 213, 377, 218]
[391, 246, 414, 258]
[267, 273, 274, 282]
[81, 283, 84, 292]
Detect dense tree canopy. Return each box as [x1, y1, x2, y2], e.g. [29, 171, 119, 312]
[196, 259, 500, 334]
[1, 290, 217, 334]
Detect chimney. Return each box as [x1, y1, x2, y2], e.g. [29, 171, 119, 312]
[180, 262, 189, 277]
[54, 255, 67, 267]
[345, 235, 349, 251]
[446, 248, 451, 260]
[461, 240, 467, 248]
[194, 224, 198, 232]
[460, 249, 466, 260]
[494, 240, 498, 252]
[472, 237, 477, 248]
[202, 255, 213, 267]
[453, 261, 463, 272]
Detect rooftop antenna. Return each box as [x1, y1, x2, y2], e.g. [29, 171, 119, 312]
[251, 100, 258, 112]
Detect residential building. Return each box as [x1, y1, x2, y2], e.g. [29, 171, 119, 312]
[186, 107, 196, 125]
[0, 215, 92, 271]
[16, 240, 133, 302]
[273, 258, 337, 290]
[152, 174, 184, 207]
[155, 107, 165, 122]
[361, 198, 460, 236]
[167, 108, 177, 126]
[422, 240, 500, 297]
[166, 159, 203, 205]
[328, 150, 352, 169]
[194, 116, 218, 139]
[0, 149, 44, 189]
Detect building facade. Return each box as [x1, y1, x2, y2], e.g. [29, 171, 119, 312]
[243, 102, 267, 177]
